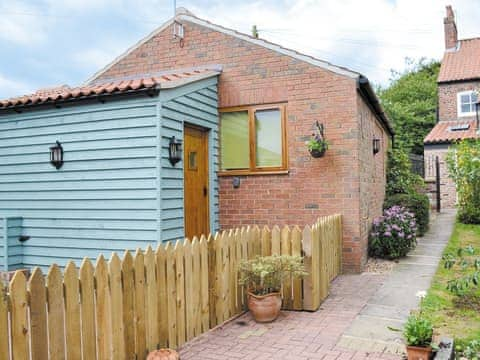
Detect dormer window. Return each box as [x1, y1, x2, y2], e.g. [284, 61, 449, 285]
[457, 91, 478, 117]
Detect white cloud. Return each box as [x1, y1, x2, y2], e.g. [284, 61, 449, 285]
[186, 0, 479, 85]
[72, 48, 120, 73]
[0, 2, 49, 44]
[0, 73, 35, 99]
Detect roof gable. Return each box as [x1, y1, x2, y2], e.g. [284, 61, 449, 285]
[438, 38, 480, 83]
[87, 8, 360, 84]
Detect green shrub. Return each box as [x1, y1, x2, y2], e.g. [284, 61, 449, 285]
[456, 340, 480, 360]
[458, 204, 480, 225]
[447, 139, 480, 224]
[369, 205, 417, 259]
[238, 255, 307, 295]
[384, 192, 430, 236]
[386, 148, 424, 196]
[403, 314, 433, 347]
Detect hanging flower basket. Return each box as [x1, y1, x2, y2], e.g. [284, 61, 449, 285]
[309, 146, 327, 158]
[306, 122, 328, 158]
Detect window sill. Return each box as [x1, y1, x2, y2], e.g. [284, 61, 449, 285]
[218, 169, 289, 177]
[458, 112, 477, 117]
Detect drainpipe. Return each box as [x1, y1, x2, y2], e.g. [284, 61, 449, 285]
[3, 217, 7, 272]
[476, 102, 479, 134]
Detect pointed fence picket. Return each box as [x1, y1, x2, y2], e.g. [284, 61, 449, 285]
[0, 214, 342, 359]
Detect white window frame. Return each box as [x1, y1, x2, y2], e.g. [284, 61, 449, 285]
[457, 90, 478, 117]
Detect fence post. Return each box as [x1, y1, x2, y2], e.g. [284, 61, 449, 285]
[0, 282, 9, 360]
[28, 268, 48, 360]
[436, 156, 441, 213]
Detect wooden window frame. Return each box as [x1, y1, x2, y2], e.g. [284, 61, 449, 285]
[219, 103, 288, 176]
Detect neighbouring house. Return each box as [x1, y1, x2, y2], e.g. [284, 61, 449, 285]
[424, 5, 480, 209]
[0, 8, 393, 273]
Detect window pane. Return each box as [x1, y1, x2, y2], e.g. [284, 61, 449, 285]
[461, 104, 471, 113]
[461, 94, 470, 104]
[472, 92, 478, 104]
[220, 111, 250, 170]
[255, 109, 282, 167]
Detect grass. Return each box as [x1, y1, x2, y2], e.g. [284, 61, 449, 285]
[421, 222, 480, 344]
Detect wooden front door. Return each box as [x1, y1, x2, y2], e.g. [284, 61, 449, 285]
[184, 125, 210, 239]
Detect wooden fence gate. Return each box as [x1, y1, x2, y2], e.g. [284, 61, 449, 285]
[0, 214, 342, 360]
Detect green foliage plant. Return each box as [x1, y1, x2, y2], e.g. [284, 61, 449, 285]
[306, 122, 328, 154]
[378, 58, 440, 155]
[239, 255, 307, 296]
[306, 137, 328, 153]
[456, 340, 480, 360]
[404, 291, 433, 347]
[443, 246, 480, 296]
[384, 192, 430, 236]
[369, 205, 417, 259]
[446, 140, 480, 224]
[403, 314, 434, 347]
[386, 148, 424, 196]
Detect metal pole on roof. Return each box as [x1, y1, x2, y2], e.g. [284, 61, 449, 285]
[173, 0, 176, 17]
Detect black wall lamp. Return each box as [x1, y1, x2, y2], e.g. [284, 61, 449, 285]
[50, 140, 64, 169]
[373, 138, 380, 155]
[169, 136, 182, 166]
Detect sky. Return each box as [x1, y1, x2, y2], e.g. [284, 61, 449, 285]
[0, 0, 479, 99]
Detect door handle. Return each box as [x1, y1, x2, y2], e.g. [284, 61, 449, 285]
[203, 186, 208, 197]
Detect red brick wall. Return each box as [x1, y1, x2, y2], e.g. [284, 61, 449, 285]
[357, 97, 389, 267]
[438, 81, 480, 121]
[95, 20, 389, 272]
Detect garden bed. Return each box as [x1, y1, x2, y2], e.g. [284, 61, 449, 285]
[422, 222, 480, 343]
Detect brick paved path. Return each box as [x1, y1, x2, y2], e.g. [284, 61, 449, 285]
[179, 274, 402, 360]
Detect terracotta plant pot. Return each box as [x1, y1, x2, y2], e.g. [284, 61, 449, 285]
[146, 348, 180, 360]
[247, 291, 282, 323]
[309, 148, 326, 158]
[406, 345, 432, 360]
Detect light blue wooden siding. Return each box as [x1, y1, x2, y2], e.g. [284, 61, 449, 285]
[160, 78, 219, 241]
[6, 217, 23, 270]
[0, 217, 24, 271]
[0, 97, 160, 268]
[0, 218, 4, 270]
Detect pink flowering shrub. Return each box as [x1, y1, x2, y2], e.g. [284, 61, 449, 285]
[369, 205, 417, 259]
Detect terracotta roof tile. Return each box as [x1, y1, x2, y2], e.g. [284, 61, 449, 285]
[424, 120, 479, 144]
[438, 38, 480, 83]
[0, 68, 220, 111]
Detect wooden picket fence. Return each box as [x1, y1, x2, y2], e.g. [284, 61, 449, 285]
[0, 214, 342, 360]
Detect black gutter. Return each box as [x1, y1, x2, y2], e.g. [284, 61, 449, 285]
[438, 77, 480, 85]
[357, 75, 395, 139]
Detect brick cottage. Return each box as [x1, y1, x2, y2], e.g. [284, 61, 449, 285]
[0, 8, 393, 273]
[424, 5, 480, 209]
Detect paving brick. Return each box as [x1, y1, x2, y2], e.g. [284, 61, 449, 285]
[178, 274, 402, 360]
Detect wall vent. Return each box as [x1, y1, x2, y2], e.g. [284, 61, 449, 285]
[173, 21, 184, 39]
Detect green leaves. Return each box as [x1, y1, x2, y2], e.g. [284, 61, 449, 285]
[443, 246, 480, 296]
[447, 140, 480, 224]
[403, 314, 433, 347]
[386, 148, 424, 197]
[378, 59, 440, 156]
[238, 255, 307, 295]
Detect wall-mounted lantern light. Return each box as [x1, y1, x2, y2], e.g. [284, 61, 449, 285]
[372, 138, 380, 155]
[169, 136, 182, 166]
[50, 140, 64, 169]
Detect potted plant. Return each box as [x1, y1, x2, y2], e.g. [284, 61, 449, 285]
[239, 255, 307, 322]
[306, 121, 328, 158]
[403, 313, 433, 360]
